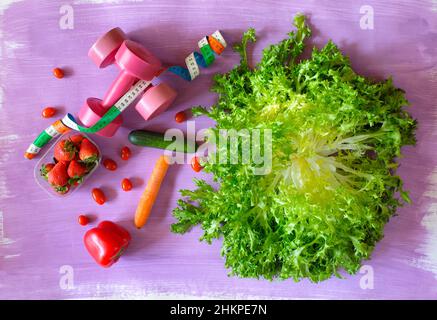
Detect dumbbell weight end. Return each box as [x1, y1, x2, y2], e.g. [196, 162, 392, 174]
[78, 97, 123, 137]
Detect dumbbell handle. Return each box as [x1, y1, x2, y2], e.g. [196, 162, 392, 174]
[102, 72, 137, 108]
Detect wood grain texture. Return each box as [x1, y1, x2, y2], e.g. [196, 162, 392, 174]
[1, 0, 437, 299]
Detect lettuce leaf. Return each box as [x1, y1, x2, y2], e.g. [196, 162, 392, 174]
[172, 14, 417, 282]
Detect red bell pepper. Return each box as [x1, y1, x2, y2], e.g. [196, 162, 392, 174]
[84, 221, 131, 267]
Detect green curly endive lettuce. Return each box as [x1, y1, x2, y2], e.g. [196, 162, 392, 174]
[171, 14, 417, 282]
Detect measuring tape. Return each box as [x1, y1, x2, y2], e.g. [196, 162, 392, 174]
[62, 79, 151, 133]
[24, 120, 70, 157]
[25, 30, 226, 159]
[24, 80, 151, 159]
[168, 30, 227, 81]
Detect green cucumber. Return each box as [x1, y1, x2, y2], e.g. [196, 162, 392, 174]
[128, 130, 197, 153]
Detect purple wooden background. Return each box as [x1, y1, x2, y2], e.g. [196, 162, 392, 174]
[1, 0, 437, 299]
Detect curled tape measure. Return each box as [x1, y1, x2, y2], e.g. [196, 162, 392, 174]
[167, 30, 226, 81]
[25, 30, 226, 159]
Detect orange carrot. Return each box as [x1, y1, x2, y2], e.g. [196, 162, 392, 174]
[134, 155, 170, 228]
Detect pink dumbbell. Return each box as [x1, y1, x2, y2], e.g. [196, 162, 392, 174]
[79, 28, 128, 137]
[79, 28, 178, 137]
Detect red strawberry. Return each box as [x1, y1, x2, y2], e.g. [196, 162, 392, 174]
[40, 163, 55, 180]
[70, 134, 85, 147]
[54, 139, 77, 162]
[67, 160, 87, 185]
[79, 138, 99, 163]
[47, 162, 69, 192]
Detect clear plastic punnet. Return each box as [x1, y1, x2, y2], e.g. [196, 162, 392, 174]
[34, 131, 101, 198]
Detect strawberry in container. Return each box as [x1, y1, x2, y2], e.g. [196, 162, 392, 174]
[34, 131, 101, 197]
[47, 161, 70, 194]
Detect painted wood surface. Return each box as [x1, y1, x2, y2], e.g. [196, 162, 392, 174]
[1, 0, 437, 299]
